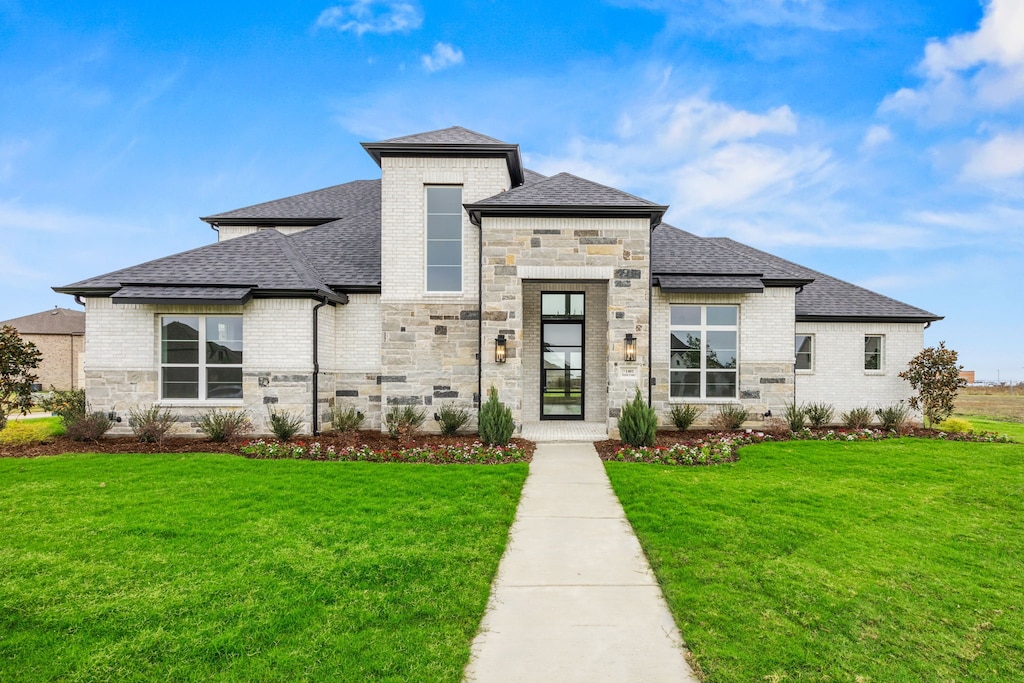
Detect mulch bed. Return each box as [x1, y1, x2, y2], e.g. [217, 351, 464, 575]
[0, 430, 536, 460]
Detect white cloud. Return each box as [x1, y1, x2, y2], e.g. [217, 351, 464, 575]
[880, 0, 1024, 121]
[316, 0, 423, 36]
[961, 131, 1024, 181]
[610, 0, 846, 30]
[0, 200, 141, 235]
[859, 124, 892, 152]
[421, 42, 464, 72]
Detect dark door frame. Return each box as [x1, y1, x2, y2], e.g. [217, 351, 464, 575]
[540, 291, 585, 421]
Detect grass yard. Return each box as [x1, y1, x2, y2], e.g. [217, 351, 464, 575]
[606, 439, 1024, 682]
[0, 416, 64, 444]
[956, 416, 1024, 442]
[0, 453, 527, 682]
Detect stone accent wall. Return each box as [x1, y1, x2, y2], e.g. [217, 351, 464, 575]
[651, 287, 797, 427]
[83, 297, 326, 436]
[795, 321, 924, 419]
[479, 217, 650, 436]
[20, 333, 84, 391]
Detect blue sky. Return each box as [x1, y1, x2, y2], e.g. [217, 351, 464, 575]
[1, 0, 1021, 381]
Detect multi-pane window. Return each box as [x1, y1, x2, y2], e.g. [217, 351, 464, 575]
[864, 335, 883, 371]
[795, 334, 813, 371]
[426, 186, 463, 292]
[161, 316, 243, 400]
[670, 305, 738, 399]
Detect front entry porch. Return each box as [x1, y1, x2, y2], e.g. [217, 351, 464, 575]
[520, 421, 608, 442]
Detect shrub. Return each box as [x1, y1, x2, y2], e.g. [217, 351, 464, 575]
[899, 341, 967, 427]
[762, 416, 791, 439]
[841, 406, 874, 429]
[619, 388, 657, 447]
[436, 403, 471, 436]
[0, 324, 42, 429]
[38, 387, 86, 425]
[267, 407, 304, 441]
[710, 404, 749, 431]
[783, 402, 806, 431]
[936, 417, 972, 433]
[875, 403, 911, 432]
[804, 401, 835, 427]
[667, 403, 703, 431]
[197, 409, 252, 441]
[128, 405, 175, 443]
[331, 405, 364, 432]
[65, 411, 114, 441]
[384, 405, 427, 440]
[478, 386, 514, 446]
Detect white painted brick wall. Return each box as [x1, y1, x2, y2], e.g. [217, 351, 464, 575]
[333, 293, 382, 371]
[217, 225, 314, 241]
[795, 321, 925, 416]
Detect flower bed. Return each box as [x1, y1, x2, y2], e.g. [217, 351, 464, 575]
[597, 427, 1013, 466]
[239, 438, 530, 464]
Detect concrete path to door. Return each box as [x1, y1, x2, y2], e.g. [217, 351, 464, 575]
[463, 441, 700, 682]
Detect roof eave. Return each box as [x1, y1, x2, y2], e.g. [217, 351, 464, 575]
[361, 142, 525, 187]
[796, 314, 944, 323]
[467, 204, 667, 227]
[200, 217, 339, 227]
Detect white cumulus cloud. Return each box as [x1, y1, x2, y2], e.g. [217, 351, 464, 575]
[421, 42, 464, 72]
[316, 0, 423, 36]
[961, 131, 1024, 181]
[859, 124, 892, 152]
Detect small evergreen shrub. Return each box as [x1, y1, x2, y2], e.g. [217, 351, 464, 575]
[936, 417, 972, 433]
[478, 386, 514, 446]
[875, 403, 911, 432]
[783, 402, 806, 431]
[841, 406, 874, 429]
[38, 387, 86, 425]
[197, 409, 252, 441]
[804, 401, 835, 427]
[619, 388, 657, 447]
[128, 404, 175, 443]
[667, 403, 703, 431]
[331, 405, 364, 432]
[65, 411, 114, 441]
[384, 405, 427, 440]
[436, 403, 471, 436]
[710, 404, 749, 431]
[267, 407, 304, 441]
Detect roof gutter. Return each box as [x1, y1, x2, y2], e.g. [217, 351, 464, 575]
[311, 296, 329, 436]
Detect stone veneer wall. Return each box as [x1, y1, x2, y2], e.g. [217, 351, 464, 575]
[651, 287, 797, 426]
[794, 321, 924, 418]
[83, 296, 328, 436]
[479, 216, 650, 436]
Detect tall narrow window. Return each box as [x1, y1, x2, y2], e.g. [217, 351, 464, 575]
[161, 316, 243, 400]
[426, 186, 463, 292]
[795, 334, 814, 371]
[864, 335, 883, 371]
[670, 305, 738, 399]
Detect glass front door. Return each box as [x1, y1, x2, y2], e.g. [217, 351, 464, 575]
[541, 293, 584, 420]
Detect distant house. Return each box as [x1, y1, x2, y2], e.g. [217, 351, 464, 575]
[0, 307, 85, 391]
[54, 127, 941, 436]
[959, 370, 976, 384]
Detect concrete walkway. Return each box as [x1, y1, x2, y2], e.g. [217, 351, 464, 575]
[464, 442, 700, 682]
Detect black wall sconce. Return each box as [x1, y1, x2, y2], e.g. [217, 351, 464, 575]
[495, 335, 507, 363]
[624, 333, 637, 362]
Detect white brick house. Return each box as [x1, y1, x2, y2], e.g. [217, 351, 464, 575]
[55, 127, 940, 436]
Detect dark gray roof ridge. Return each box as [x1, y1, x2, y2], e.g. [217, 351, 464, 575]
[375, 126, 508, 145]
[473, 172, 663, 208]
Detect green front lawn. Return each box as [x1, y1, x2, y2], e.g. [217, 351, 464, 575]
[956, 415, 1024, 442]
[0, 453, 527, 681]
[607, 439, 1024, 682]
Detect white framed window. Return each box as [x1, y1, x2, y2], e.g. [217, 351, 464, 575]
[795, 334, 814, 371]
[425, 186, 463, 292]
[864, 334, 884, 371]
[670, 305, 738, 399]
[161, 316, 243, 400]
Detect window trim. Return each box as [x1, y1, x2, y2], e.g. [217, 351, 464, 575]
[864, 334, 884, 373]
[159, 315, 243, 402]
[424, 185, 464, 294]
[795, 334, 814, 373]
[669, 304, 739, 401]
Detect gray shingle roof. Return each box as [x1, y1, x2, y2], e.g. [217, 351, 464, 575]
[475, 172, 662, 208]
[657, 275, 765, 293]
[111, 286, 254, 305]
[714, 238, 941, 321]
[652, 224, 808, 282]
[0, 307, 85, 335]
[202, 179, 380, 222]
[290, 208, 382, 289]
[522, 168, 548, 185]
[375, 126, 508, 145]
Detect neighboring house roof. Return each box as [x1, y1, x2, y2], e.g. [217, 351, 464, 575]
[54, 228, 346, 305]
[1, 307, 85, 335]
[466, 172, 668, 226]
[201, 179, 380, 224]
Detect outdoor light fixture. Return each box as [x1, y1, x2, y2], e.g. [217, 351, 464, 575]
[495, 335, 507, 363]
[624, 333, 637, 362]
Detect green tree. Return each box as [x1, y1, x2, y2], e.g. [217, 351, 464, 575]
[899, 341, 967, 427]
[0, 324, 43, 430]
